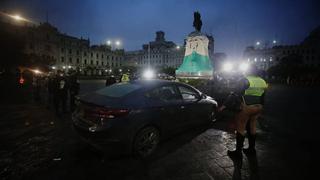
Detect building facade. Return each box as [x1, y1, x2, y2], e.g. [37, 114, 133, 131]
[125, 31, 185, 69]
[1, 19, 124, 75]
[243, 26, 320, 71]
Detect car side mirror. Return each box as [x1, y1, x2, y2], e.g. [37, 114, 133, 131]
[201, 93, 206, 99]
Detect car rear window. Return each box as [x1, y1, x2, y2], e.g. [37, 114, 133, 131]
[95, 82, 142, 98]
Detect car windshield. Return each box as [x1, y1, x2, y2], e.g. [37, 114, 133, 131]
[95, 82, 142, 98]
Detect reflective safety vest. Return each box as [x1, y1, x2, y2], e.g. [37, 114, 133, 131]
[121, 74, 130, 82]
[244, 76, 268, 96]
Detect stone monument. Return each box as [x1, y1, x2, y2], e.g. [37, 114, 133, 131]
[176, 12, 213, 79]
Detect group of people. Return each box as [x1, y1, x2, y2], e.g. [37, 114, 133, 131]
[32, 70, 80, 116]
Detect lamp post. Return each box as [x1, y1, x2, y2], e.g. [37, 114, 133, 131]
[106, 39, 122, 50]
[4, 13, 37, 25]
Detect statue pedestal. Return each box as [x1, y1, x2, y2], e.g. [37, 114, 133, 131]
[176, 31, 213, 79]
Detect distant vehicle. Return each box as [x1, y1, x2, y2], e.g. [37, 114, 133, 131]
[72, 80, 218, 157]
[158, 73, 175, 80]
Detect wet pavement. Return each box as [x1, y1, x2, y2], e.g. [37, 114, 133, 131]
[0, 81, 319, 180]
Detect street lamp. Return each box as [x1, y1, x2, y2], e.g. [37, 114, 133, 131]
[176, 45, 180, 50]
[115, 40, 121, 47]
[239, 63, 249, 72]
[273, 40, 277, 44]
[119, 69, 122, 72]
[51, 66, 56, 70]
[107, 40, 111, 45]
[256, 41, 260, 46]
[12, 15, 23, 21]
[222, 62, 233, 72]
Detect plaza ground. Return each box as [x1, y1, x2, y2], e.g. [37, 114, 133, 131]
[0, 82, 318, 180]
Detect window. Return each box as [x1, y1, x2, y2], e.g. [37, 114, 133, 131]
[96, 61, 99, 65]
[61, 48, 65, 52]
[91, 53, 93, 57]
[96, 53, 99, 58]
[69, 49, 72, 54]
[84, 59, 87, 64]
[76, 50, 79, 55]
[102, 62, 104, 65]
[145, 85, 181, 102]
[69, 57, 72, 63]
[96, 83, 142, 98]
[76, 58, 80, 64]
[84, 52, 87, 56]
[61, 57, 64, 62]
[91, 60, 93, 65]
[178, 85, 199, 101]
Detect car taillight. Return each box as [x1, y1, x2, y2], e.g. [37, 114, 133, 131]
[94, 108, 130, 119]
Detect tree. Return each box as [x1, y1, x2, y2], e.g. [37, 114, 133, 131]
[160, 67, 176, 76]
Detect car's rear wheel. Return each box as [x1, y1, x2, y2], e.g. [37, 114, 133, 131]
[133, 126, 160, 158]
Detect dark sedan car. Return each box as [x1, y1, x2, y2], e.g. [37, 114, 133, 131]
[72, 80, 218, 157]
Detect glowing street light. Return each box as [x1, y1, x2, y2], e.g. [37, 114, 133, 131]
[62, 66, 66, 69]
[256, 41, 261, 46]
[222, 62, 233, 72]
[12, 15, 23, 21]
[51, 66, 56, 70]
[143, 69, 155, 79]
[68, 65, 72, 69]
[176, 45, 180, 50]
[33, 69, 41, 74]
[119, 69, 122, 72]
[239, 63, 249, 72]
[273, 40, 277, 44]
[115, 40, 121, 46]
[107, 40, 111, 45]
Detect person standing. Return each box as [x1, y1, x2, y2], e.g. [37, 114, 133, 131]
[242, 75, 268, 155]
[105, 75, 116, 86]
[69, 74, 80, 112]
[218, 74, 267, 158]
[53, 71, 68, 115]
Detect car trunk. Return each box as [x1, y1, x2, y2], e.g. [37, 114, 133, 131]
[75, 93, 129, 126]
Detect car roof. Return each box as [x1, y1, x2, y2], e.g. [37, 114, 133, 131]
[129, 79, 198, 91]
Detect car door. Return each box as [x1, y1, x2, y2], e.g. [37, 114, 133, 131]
[144, 84, 184, 134]
[177, 85, 207, 126]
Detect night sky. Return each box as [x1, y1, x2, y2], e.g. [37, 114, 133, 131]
[1, 0, 319, 59]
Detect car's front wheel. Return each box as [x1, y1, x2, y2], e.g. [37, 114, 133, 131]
[133, 126, 160, 158]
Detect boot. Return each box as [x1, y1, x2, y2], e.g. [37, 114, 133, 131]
[243, 133, 256, 155]
[228, 132, 245, 159]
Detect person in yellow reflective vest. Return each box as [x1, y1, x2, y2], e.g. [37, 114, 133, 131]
[121, 73, 130, 82]
[218, 75, 268, 158]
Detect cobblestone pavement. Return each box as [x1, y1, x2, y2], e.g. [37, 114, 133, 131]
[0, 83, 318, 180]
